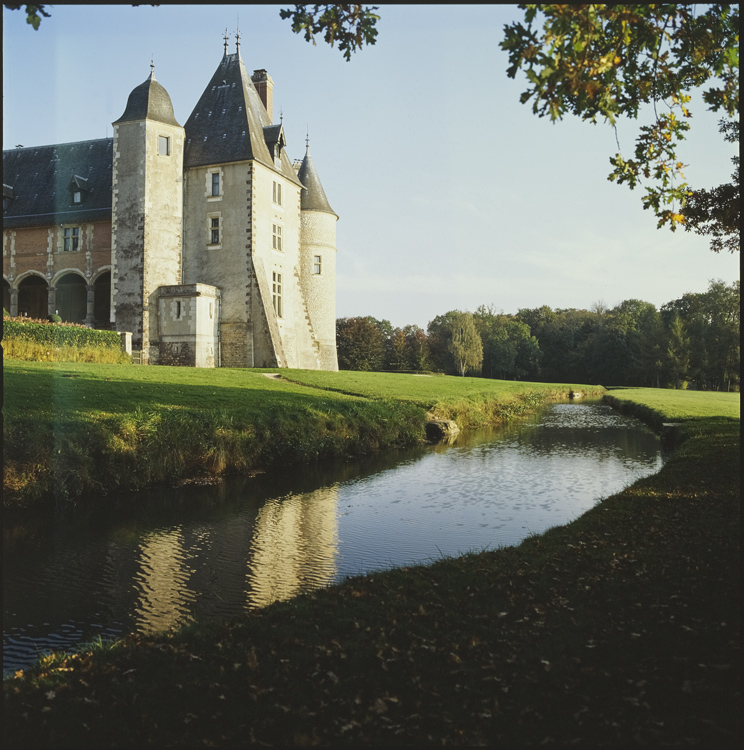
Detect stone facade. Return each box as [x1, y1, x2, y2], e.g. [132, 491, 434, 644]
[3, 42, 339, 371]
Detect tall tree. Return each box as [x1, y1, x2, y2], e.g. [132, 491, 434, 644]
[427, 311, 483, 377]
[501, 4, 739, 249]
[474, 306, 541, 381]
[335, 316, 385, 371]
[449, 312, 483, 377]
[402, 324, 431, 372]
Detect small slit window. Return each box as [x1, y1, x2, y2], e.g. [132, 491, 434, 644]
[313, 255, 322, 275]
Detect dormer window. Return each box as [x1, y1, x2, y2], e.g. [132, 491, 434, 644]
[67, 174, 88, 204]
[263, 124, 286, 170]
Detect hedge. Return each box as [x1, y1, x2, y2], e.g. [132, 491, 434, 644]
[3, 320, 121, 349]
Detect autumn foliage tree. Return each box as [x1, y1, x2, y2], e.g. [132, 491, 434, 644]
[336, 316, 385, 371]
[501, 4, 740, 250]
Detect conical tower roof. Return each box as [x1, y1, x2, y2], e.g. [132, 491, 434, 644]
[298, 145, 337, 217]
[183, 49, 301, 185]
[113, 70, 180, 127]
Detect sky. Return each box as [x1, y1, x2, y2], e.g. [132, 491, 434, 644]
[3, 4, 739, 329]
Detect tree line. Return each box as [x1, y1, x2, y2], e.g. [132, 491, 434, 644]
[336, 280, 740, 391]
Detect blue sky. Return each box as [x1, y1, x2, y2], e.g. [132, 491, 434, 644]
[3, 4, 739, 328]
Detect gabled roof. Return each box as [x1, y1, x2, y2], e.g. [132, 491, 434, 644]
[183, 52, 302, 186]
[297, 147, 337, 217]
[113, 71, 181, 127]
[2, 139, 113, 228]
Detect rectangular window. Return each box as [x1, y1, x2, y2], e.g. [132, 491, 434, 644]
[158, 135, 170, 156]
[272, 181, 282, 205]
[73, 191, 81, 204]
[63, 226, 79, 252]
[211, 172, 220, 196]
[313, 255, 322, 275]
[176, 301, 182, 319]
[272, 223, 282, 251]
[210, 217, 220, 245]
[272, 271, 283, 318]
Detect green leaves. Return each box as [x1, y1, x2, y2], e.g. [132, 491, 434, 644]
[279, 4, 380, 61]
[501, 4, 740, 247]
[3, 4, 52, 30]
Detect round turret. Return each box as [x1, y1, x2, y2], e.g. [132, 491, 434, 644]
[298, 145, 338, 371]
[114, 71, 180, 127]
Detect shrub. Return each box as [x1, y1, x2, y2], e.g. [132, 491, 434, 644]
[47, 314, 62, 323]
[3, 319, 121, 349]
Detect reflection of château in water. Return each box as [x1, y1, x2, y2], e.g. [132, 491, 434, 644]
[246, 487, 340, 609]
[118, 485, 340, 634]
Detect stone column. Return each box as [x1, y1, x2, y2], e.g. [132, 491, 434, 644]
[9, 287, 18, 317]
[47, 286, 57, 318]
[84, 284, 95, 328]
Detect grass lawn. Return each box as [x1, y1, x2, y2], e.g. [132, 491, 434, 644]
[274, 368, 600, 408]
[3, 362, 602, 504]
[2, 386, 739, 747]
[604, 386, 740, 422]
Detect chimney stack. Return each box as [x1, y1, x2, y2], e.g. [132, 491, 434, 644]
[251, 69, 274, 121]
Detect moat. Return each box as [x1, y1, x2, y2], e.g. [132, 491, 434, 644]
[3, 401, 665, 675]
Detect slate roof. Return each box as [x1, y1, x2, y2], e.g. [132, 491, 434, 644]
[2, 139, 113, 228]
[297, 148, 337, 217]
[183, 52, 302, 186]
[113, 72, 181, 127]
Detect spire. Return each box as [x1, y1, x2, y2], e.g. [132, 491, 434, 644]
[298, 145, 337, 216]
[223, 28, 229, 55]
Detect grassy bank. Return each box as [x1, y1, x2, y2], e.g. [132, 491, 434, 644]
[3, 388, 739, 747]
[3, 361, 600, 506]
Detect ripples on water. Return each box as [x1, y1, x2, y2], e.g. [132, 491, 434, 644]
[3, 402, 663, 674]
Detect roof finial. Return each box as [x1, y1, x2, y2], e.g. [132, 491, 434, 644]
[305, 130, 310, 154]
[280, 108, 284, 125]
[150, 56, 155, 77]
[223, 28, 229, 55]
[235, 24, 241, 53]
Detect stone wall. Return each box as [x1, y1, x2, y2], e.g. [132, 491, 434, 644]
[112, 118, 184, 361]
[158, 283, 220, 367]
[299, 210, 338, 371]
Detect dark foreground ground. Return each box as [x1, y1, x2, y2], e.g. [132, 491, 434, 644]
[3, 420, 740, 748]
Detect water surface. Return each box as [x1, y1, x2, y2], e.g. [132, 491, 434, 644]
[3, 402, 664, 674]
